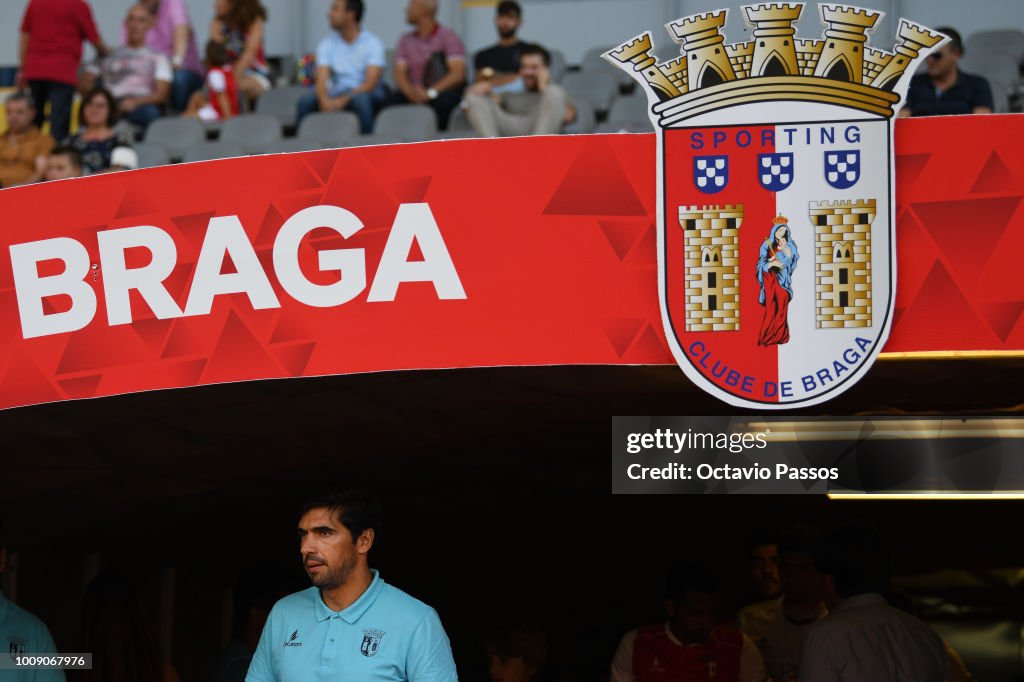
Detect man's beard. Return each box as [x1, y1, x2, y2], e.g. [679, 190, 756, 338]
[309, 555, 357, 590]
[499, 28, 517, 40]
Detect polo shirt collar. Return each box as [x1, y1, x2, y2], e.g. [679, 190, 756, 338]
[314, 569, 384, 624]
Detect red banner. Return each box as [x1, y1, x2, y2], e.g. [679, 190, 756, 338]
[0, 115, 1020, 410]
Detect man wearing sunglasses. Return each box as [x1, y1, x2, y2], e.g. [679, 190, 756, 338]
[900, 27, 993, 117]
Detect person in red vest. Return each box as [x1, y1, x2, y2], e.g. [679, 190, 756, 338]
[611, 561, 766, 682]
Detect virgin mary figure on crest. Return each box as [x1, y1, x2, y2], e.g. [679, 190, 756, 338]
[756, 217, 799, 346]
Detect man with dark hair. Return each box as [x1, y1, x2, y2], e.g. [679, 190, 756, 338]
[901, 27, 993, 116]
[245, 489, 457, 681]
[389, 0, 467, 130]
[296, 0, 386, 134]
[467, 1, 531, 96]
[611, 562, 765, 682]
[748, 529, 781, 602]
[0, 517, 65, 682]
[465, 44, 573, 137]
[0, 92, 55, 188]
[799, 522, 948, 680]
[41, 145, 84, 181]
[739, 526, 827, 681]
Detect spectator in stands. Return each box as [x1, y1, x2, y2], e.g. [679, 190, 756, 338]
[799, 521, 948, 680]
[81, 4, 173, 134]
[901, 27, 993, 117]
[63, 88, 137, 174]
[610, 561, 766, 682]
[41, 146, 84, 181]
[184, 41, 240, 122]
[739, 526, 827, 682]
[71, 572, 180, 682]
[18, 0, 108, 143]
[483, 624, 547, 682]
[468, 1, 531, 97]
[464, 45, 572, 137]
[389, 0, 467, 130]
[0, 517, 65, 682]
[209, 568, 290, 682]
[0, 93, 55, 189]
[748, 529, 781, 602]
[210, 0, 271, 103]
[296, 0, 386, 134]
[135, 0, 205, 112]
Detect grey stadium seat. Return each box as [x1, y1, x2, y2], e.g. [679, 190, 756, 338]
[219, 113, 283, 154]
[350, 133, 404, 147]
[562, 99, 595, 134]
[965, 30, 1024, 64]
[144, 117, 205, 161]
[255, 85, 309, 129]
[597, 95, 654, 132]
[183, 140, 247, 163]
[373, 104, 437, 141]
[581, 45, 633, 88]
[561, 71, 619, 114]
[446, 106, 472, 132]
[265, 138, 324, 154]
[133, 141, 170, 168]
[549, 49, 567, 83]
[297, 111, 360, 146]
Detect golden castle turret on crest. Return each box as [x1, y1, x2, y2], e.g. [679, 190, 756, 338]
[604, 3, 945, 122]
[810, 200, 874, 328]
[680, 205, 743, 331]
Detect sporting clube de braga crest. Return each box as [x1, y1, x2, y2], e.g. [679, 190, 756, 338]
[604, 3, 946, 409]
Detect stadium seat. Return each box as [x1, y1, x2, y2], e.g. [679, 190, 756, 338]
[966, 30, 1024, 65]
[597, 95, 653, 132]
[960, 53, 1020, 112]
[219, 113, 283, 154]
[144, 117, 205, 162]
[447, 106, 472, 132]
[350, 133, 405, 147]
[373, 104, 437, 141]
[297, 111, 360, 146]
[265, 138, 325, 154]
[183, 140, 247, 163]
[549, 49, 567, 83]
[563, 99, 595, 134]
[255, 85, 308, 129]
[382, 49, 397, 92]
[561, 71, 619, 113]
[580, 45, 633, 88]
[133, 141, 170, 168]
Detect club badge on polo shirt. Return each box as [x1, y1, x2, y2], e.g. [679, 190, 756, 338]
[8, 636, 27, 659]
[361, 628, 386, 657]
[604, 3, 947, 409]
[283, 629, 303, 647]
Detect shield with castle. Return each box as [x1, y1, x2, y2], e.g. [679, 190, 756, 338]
[605, 3, 945, 409]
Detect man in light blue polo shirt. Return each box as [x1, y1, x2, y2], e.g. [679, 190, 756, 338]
[1, 520, 65, 682]
[297, 0, 386, 134]
[245, 489, 458, 682]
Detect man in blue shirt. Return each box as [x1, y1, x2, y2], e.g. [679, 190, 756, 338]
[245, 489, 458, 682]
[900, 27, 994, 117]
[297, 0, 386, 134]
[0, 519, 65, 682]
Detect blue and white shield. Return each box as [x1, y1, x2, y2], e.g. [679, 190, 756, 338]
[759, 152, 794, 191]
[693, 155, 728, 194]
[361, 634, 381, 657]
[825, 150, 860, 189]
